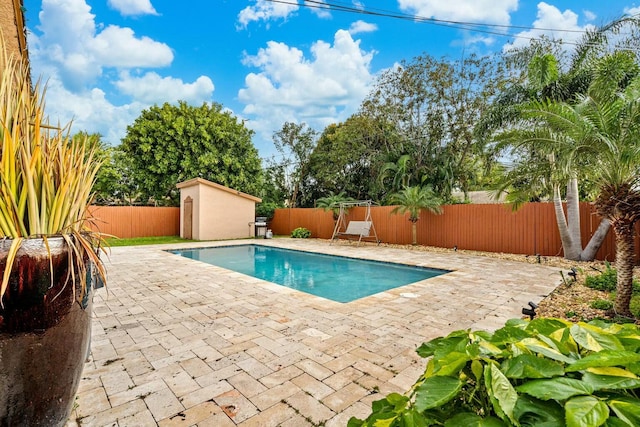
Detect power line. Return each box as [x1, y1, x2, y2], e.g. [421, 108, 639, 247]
[263, 0, 638, 49]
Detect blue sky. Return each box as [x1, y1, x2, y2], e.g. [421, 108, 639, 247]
[25, 1, 638, 158]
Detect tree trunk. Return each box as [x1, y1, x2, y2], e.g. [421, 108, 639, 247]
[411, 221, 418, 245]
[613, 219, 635, 317]
[553, 184, 581, 260]
[580, 218, 611, 261]
[566, 178, 582, 247]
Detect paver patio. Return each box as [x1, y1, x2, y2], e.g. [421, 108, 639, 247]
[66, 238, 562, 426]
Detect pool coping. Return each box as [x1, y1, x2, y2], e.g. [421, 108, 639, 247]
[165, 243, 453, 304]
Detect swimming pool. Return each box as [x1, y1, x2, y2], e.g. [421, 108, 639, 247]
[169, 244, 448, 303]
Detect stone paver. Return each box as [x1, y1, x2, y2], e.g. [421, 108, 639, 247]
[66, 239, 561, 426]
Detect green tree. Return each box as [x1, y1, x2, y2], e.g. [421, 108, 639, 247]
[507, 52, 640, 316]
[255, 163, 287, 219]
[121, 101, 261, 206]
[71, 132, 136, 205]
[389, 186, 443, 245]
[362, 53, 504, 199]
[272, 122, 317, 207]
[305, 115, 389, 203]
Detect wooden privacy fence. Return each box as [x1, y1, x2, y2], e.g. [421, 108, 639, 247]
[88, 206, 180, 239]
[269, 203, 640, 262]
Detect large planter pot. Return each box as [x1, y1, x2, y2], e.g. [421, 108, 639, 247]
[0, 237, 94, 427]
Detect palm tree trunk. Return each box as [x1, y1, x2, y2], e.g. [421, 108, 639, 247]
[553, 184, 581, 260]
[580, 219, 610, 261]
[411, 221, 417, 245]
[566, 178, 582, 248]
[613, 219, 636, 317]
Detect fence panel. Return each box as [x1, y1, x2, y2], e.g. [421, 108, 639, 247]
[269, 203, 640, 262]
[88, 206, 180, 238]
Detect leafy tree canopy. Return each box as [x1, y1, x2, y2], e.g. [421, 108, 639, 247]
[121, 101, 262, 206]
[361, 53, 506, 199]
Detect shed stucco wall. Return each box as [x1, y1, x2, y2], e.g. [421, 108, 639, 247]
[198, 186, 256, 240]
[178, 178, 260, 241]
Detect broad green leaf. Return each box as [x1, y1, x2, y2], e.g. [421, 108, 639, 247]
[582, 372, 640, 390]
[466, 342, 481, 358]
[479, 340, 504, 356]
[566, 351, 640, 372]
[433, 351, 471, 376]
[603, 418, 631, 427]
[514, 395, 565, 427]
[471, 359, 483, 382]
[504, 318, 529, 328]
[608, 397, 640, 426]
[443, 413, 506, 427]
[549, 328, 578, 354]
[518, 338, 576, 363]
[347, 416, 365, 427]
[414, 376, 463, 412]
[485, 363, 505, 421]
[487, 364, 518, 424]
[526, 318, 572, 336]
[491, 324, 532, 346]
[586, 367, 637, 378]
[417, 332, 468, 358]
[570, 323, 624, 352]
[617, 335, 640, 353]
[401, 408, 430, 427]
[565, 396, 609, 427]
[517, 378, 594, 400]
[501, 354, 564, 379]
[386, 393, 410, 408]
[629, 362, 640, 375]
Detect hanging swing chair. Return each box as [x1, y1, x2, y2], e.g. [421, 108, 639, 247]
[330, 200, 380, 245]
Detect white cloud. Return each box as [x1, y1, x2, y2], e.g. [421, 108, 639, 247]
[504, 2, 595, 51]
[115, 71, 214, 104]
[349, 20, 378, 35]
[34, 0, 173, 89]
[624, 6, 640, 16]
[29, 0, 214, 147]
[38, 77, 145, 145]
[398, 0, 518, 25]
[305, 0, 331, 19]
[238, 29, 374, 145]
[107, 0, 158, 16]
[583, 10, 596, 22]
[237, 0, 299, 28]
[91, 26, 173, 68]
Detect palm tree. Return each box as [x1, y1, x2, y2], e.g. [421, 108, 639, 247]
[512, 52, 640, 316]
[389, 186, 443, 245]
[482, 16, 640, 261]
[316, 192, 354, 221]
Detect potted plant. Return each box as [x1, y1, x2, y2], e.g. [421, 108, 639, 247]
[0, 40, 105, 425]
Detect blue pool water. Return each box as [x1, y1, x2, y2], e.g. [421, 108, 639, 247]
[169, 245, 448, 303]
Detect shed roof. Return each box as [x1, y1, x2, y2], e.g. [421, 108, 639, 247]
[176, 178, 262, 203]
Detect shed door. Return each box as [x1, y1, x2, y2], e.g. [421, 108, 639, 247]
[183, 196, 193, 239]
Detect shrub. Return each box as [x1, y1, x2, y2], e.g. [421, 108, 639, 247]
[590, 299, 614, 310]
[585, 262, 640, 294]
[291, 227, 311, 238]
[349, 318, 640, 427]
[255, 202, 279, 220]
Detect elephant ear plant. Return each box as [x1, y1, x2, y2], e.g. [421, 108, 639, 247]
[350, 318, 640, 427]
[0, 42, 106, 312]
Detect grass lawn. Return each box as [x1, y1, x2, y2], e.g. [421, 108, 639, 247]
[105, 236, 198, 247]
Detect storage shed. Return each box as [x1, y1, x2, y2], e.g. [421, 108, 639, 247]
[176, 178, 262, 240]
